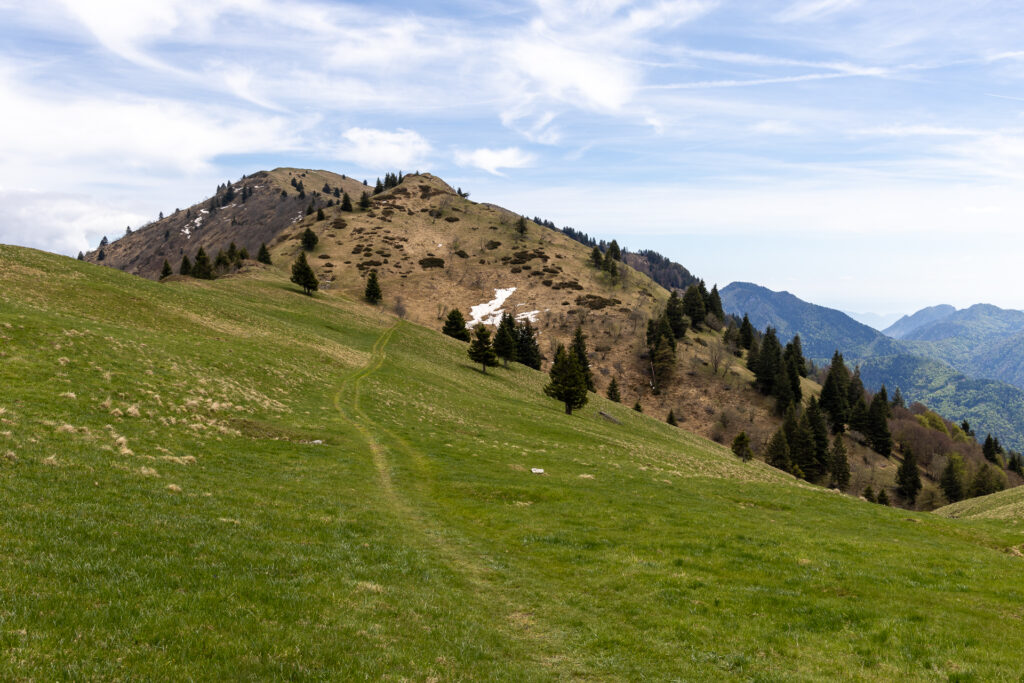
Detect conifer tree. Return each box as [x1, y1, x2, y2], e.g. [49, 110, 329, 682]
[359, 192, 371, 209]
[754, 328, 782, 396]
[77, 251, 85, 261]
[783, 335, 807, 377]
[896, 446, 922, 505]
[707, 284, 725, 320]
[738, 314, 754, 350]
[316, 207, 325, 221]
[544, 344, 588, 414]
[290, 252, 318, 294]
[301, 228, 318, 251]
[746, 337, 761, 376]
[891, 386, 905, 409]
[364, 270, 382, 304]
[876, 488, 890, 506]
[341, 193, 353, 212]
[602, 256, 618, 281]
[516, 216, 528, 237]
[806, 397, 830, 476]
[257, 243, 272, 265]
[665, 291, 687, 338]
[667, 410, 677, 426]
[191, 247, 213, 279]
[863, 486, 875, 503]
[214, 249, 230, 271]
[828, 434, 851, 490]
[731, 431, 753, 461]
[179, 254, 192, 276]
[442, 309, 471, 342]
[649, 333, 676, 393]
[940, 454, 967, 503]
[374, 178, 384, 194]
[606, 240, 621, 261]
[160, 260, 172, 279]
[765, 427, 792, 474]
[820, 351, 850, 433]
[571, 325, 595, 392]
[633, 401, 643, 413]
[468, 324, 498, 373]
[515, 320, 542, 370]
[606, 377, 621, 403]
[982, 434, 1000, 463]
[494, 313, 517, 367]
[227, 242, 239, 262]
[682, 284, 706, 327]
[238, 247, 248, 261]
[867, 390, 892, 456]
[591, 246, 604, 268]
[100, 235, 108, 247]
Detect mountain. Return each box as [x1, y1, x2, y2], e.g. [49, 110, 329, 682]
[5, 243, 1024, 678]
[719, 282, 901, 359]
[843, 310, 903, 331]
[721, 282, 1024, 450]
[883, 304, 956, 339]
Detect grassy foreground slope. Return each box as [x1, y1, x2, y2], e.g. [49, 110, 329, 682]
[3, 246, 1024, 680]
[936, 486, 1024, 521]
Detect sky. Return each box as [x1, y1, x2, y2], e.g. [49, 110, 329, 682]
[2, 0, 1024, 318]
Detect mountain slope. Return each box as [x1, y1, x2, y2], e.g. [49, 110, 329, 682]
[883, 304, 956, 339]
[721, 282, 1024, 450]
[5, 244, 1024, 678]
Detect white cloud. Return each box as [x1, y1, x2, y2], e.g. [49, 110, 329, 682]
[775, 0, 862, 23]
[454, 147, 535, 175]
[0, 190, 145, 255]
[336, 128, 432, 170]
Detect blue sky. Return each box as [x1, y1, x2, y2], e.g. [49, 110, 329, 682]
[2, 0, 1024, 318]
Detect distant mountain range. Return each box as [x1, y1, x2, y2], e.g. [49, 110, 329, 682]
[721, 282, 1024, 450]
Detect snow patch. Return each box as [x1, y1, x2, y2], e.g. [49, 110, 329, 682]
[181, 227, 191, 239]
[467, 287, 516, 326]
[516, 310, 540, 322]
[200, 209, 209, 215]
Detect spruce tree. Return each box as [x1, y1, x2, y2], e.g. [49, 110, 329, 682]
[828, 434, 851, 490]
[633, 401, 642, 413]
[667, 410, 677, 426]
[227, 242, 238, 262]
[867, 391, 892, 456]
[606, 377, 621, 403]
[214, 249, 230, 271]
[806, 397, 831, 476]
[515, 320, 542, 370]
[516, 216, 528, 237]
[301, 228, 318, 251]
[783, 335, 807, 377]
[290, 252, 318, 295]
[191, 247, 213, 279]
[544, 344, 588, 414]
[591, 246, 604, 268]
[876, 488, 890, 506]
[682, 284, 706, 327]
[341, 193, 353, 212]
[316, 207, 325, 221]
[468, 324, 499, 373]
[364, 270, 382, 304]
[819, 351, 850, 433]
[650, 333, 676, 392]
[738, 314, 754, 350]
[754, 328, 782, 396]
[863, 486, 875, 503]
[606, 240, 621, 261]
[891, 386, 905, 409]
[707, 284, 725, 320]
[746, 337, 761, 376]
[494, 313, 517, 367]
[97, 249, 105, 261]
[179, 254, 192, 276]
[359, 191, 371, 209]
[940, 454, 967, 503]
[896, 446, 922, 505]
[571, 325, 595, 392]
[765, 427, 792, 473]
[442, 309, 471, 342]
[731, 431, 753, 462]
[665, 291, 687, 338]
[77, 251, 85, 261]
[374, 178, 384, 194]
[160, 260, 172, 279]
[257, 243, 272, 265]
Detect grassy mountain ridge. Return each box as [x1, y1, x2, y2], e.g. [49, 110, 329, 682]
[5, 244, 1024, 677]
[883, 304, 956, 339]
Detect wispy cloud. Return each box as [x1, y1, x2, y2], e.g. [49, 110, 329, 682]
[336, 128, 432, 170]
[454, 147, 535, 175]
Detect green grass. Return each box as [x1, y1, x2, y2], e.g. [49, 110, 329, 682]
[936, 486, 1024, 521]
[3, 244, 1024, 680]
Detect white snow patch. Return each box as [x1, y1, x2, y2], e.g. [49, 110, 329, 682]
[180, 227, 191, 239]
[200, 209, 209, 215]
[467, 287, 516, 326]
[437, 243, 443, 248]
[516, 310, 540, 322]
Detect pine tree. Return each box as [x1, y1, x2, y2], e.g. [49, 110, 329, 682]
[214, 249, 230, 271]
[374, 178, 384, 194]
[649, 333, 676, 392]
[738, 314, 754, 350]
[891, 386, 905, 409]
[341, 193, 353, 212]
[806, 398, 831, 477]
[359, 192, 371, 209]
[257, 243, 272, 265]
[606, 240, 621, 261]
[765, 427, 792, 473]
[100, 236, 109, 247]
[746, 337, 761, 376]
[442, 309, 471, 342]
[516, 216, 528, 237]
[590, 246, 604, 268]
[982, 434, 1000, 463]
[515, 320, 542, 370]
[682, 284, 706, 327]
[633, 401, 643, 413]
[316, 207, 325, 221]
[940, 454, 967, 503]
[494, 313, 517, 367]
[707, 284, 725, 320]
[971, 463, 1007, 497]
[784, 335, 807, 377]
[468, 324, 499, 373]
[665, 291, 687, 338]
[667, 410, 677, 426]
[863, 486, 876, 503]
[179, 254, 192, 276]
[364, 270, 382, 304]
[290, 252, 318, 295]
[731, 431, 753, 461]
[828, 434, 851, 490]
[238, 247, 249, 261]
[571, 326, 595, 392]
[867, 390, 892, 456]
[77, 251, 85, 261]
[876, 488, 890, 506]
[544, 344, 588, 414]
[606, 377, 621, 403]
[227, 242, 239, 262]
[191, 247, 213, 279]
[160, 260, 172, 279]
[820, 351, 850, 433]
[300, 226, 318, 250]
[754, 328, 782, 396]
[896, 446, 922, 505]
